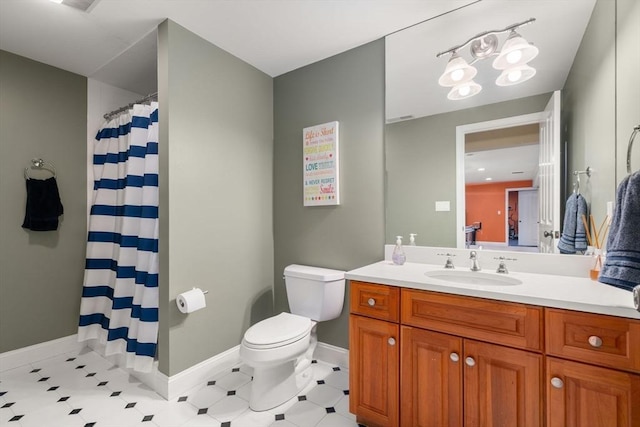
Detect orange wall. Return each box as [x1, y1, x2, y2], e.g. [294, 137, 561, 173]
[466, 180, 533, 242]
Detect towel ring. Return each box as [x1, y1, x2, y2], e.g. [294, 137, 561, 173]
[627, 125, 640, 174]
[24, 158, 56, 180]
[572, 167, 591, 195]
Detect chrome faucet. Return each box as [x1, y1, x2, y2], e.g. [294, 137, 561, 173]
[469, 251, 481, 271]
[496, 257, 509, 274]
[437, 252, 456, 269]
[494, 256, 517, 274]
[444, 253, 455, 269]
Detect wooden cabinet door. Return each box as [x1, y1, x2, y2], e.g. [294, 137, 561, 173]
[401, 326, 462, 427]
[349, 314, 399, 427]
[464, 340, 543, 427]
[547, 357, 640, 427]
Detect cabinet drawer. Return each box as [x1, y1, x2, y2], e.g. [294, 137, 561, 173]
[401, 289, 543, 351]
[546, 308, 640, 373]
[350, 281, 400, 322]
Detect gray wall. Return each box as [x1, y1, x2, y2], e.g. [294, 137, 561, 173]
[616, 0, 640, 182]
[563, 0, 617, 222]
[157, 20, 274, 376]
[562, 0, 639, 221]
[385, 94, 551, 247]
[0, 50, 87, 353]
[273, 40, 386, 349]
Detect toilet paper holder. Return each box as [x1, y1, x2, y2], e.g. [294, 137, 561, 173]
[177, 288, 208, 311]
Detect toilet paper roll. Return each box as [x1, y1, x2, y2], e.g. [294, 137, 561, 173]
[176, 288, 207, 314]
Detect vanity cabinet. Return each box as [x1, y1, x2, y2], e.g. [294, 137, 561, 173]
[545, 308, 640, 427]
[401, 289, 543, 427]
[349, 280, 640, 426]
[349, 281, 400, 427]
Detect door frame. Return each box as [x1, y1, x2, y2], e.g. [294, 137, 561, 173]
[456, 112, 545, 248]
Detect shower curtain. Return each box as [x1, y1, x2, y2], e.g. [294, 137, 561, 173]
[78, 102, 159, 373]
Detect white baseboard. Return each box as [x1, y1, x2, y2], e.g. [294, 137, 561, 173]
[163, 345, 240, 400]
[0, 334, 85, 372]
[313, 342, 349, 368]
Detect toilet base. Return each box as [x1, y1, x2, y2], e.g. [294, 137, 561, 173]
[248, 331, 318, 411]
[249, 359, 313, 411]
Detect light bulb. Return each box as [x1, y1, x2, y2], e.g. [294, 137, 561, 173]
[451, 69, 465, 82]
[506, 49, 522, 65]
[508, 69, 523, 82]
[458, 85, 471, 96]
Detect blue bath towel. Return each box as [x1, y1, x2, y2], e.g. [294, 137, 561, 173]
[599, 172, 640, 292]
[558, 193, 588, 254]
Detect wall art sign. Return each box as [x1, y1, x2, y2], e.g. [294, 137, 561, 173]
[303, 121, 339, 206]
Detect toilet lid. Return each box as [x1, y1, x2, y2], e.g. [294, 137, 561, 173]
[243, 312, 313, 349]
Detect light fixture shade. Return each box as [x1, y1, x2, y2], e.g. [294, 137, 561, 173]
[447, 81, 482, 100]
[492, 32, 539, 70]
[495, 64, 537, 86]
[438, 54, 477, 87]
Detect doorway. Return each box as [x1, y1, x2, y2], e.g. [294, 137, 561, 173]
[456, 112, 545, 249]
[506, 188, 538, 248]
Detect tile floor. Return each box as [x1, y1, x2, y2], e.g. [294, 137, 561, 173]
[0, 347, 363, 427]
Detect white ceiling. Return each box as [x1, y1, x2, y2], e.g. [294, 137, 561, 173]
[1, 0, 474, 94]
[465, 144, 539, 184]
[1, 0, 596, 116]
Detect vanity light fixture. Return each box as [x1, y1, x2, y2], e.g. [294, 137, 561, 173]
[49, 0, 64, 3]
[437, 18, 538, 100]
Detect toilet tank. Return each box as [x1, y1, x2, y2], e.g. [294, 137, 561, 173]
[284, 264, 345, 321]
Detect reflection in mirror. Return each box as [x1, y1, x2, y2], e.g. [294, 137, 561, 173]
[464, 123, 540, 252]
[384, 0, 626, 255]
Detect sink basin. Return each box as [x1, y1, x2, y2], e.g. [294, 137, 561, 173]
[425, 270, 522, 286]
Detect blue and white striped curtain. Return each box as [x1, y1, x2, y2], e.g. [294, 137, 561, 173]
[78, 102, 159, 373]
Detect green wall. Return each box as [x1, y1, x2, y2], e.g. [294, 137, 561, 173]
[563, 0, 616, 222]
[157, 20, 274, 376]
[0, 50, 87, 352]
[273, 40, 386, 349]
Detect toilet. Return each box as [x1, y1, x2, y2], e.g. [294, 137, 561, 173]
[240, 264, 345, 411]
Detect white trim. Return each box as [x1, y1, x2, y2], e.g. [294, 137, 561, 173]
[163, 345, 240, 400]
[313, 342, 349, 368]
[87, 341, 241, 401]
[0, 334, 84, 372]
[456, 112, 545, 248]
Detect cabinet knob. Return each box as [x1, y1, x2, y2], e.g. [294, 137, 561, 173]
[388, 337, 396, 346]
[588, 335, 603, 348]
[450, 352, 460, 362]
[550, 377, 564, 389]
[465, 357, 476, 367]
[367, 298, 376, 307]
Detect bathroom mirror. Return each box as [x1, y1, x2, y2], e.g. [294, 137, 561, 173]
[385, 0, 619, 252]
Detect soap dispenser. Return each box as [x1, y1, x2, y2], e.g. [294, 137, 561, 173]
[392, 236, 406, 265]
[409, 233, 417, 246]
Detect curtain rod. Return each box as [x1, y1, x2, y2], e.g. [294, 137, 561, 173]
[103, 92, 158, 121]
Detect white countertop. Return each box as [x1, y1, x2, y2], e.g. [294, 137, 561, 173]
[346, 260, 640, 320]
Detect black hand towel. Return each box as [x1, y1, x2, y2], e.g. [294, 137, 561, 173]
[22, 177, 64, 231]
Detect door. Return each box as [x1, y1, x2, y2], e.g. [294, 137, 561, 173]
[538, 90, 561, 253]
[401, 326, 462, 427]
[464, 340, 543, 427]
[518, 189, 539, 246]
[349, 314, 399, 427]
[547, 357, 640, 427]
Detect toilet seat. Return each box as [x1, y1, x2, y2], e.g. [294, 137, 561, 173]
[243, 312, 313, 349]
